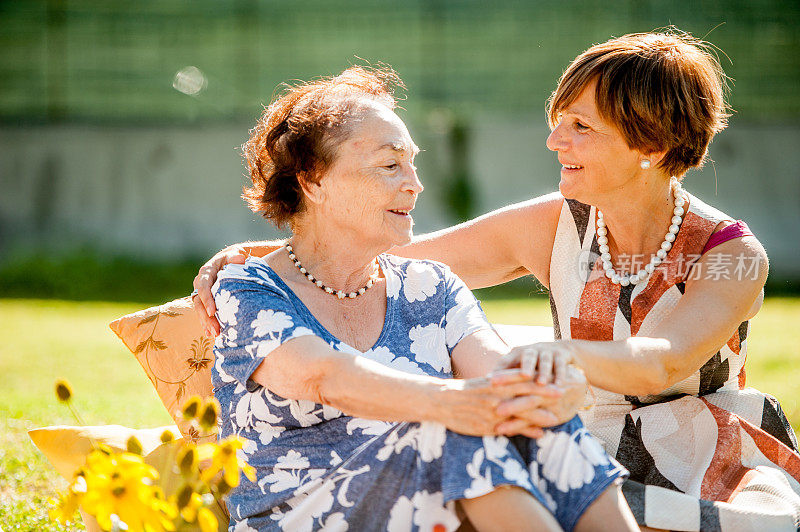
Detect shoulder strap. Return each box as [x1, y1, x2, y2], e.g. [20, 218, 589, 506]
[701, 221, 753, 254]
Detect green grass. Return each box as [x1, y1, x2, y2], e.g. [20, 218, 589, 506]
[1, 297, 799, 529]
[0, 299, 173, 531]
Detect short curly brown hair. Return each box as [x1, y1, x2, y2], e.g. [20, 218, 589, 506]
[547, 30, 731, 178]
[241, 66, 405, 228]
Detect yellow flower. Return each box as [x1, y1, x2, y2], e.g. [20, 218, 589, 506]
[50, 476, 84, 524]
[173, 485, 217, 532]
[75, 448, 177, 531]
[197, 507, 218, 532]
[181, 395, 202, 420]
[198, 399, 220, 432]
[177, 489, 203, 523]
[198, 437, 255, 489]
[55, 380, 73, 403]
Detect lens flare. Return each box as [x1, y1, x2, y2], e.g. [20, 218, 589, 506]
[173, 66, 207, 95]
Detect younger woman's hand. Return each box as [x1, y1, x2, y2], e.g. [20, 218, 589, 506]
[493, 341, 577, 386]
[192, 245, 247, 337]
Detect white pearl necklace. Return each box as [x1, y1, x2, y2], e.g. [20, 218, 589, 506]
[285, 243, 380, 299]
[597, 181, 687, 286]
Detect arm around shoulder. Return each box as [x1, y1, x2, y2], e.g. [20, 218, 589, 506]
[392, 192, 564, 289]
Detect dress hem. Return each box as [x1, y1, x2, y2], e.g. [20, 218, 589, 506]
[442, 465, 628, 532]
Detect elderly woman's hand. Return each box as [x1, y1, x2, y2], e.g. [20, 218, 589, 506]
[491, 365, 587, 434]
[192, 245, 247, 337]
[489, 342, 586, 432]
[495, 341, 577, 386]
[438, 374, 564, 439]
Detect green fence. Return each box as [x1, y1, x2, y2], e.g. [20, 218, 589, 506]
[2, 0, 799, 124]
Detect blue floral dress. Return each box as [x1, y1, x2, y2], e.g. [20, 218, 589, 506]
[212, 254, 626, 531]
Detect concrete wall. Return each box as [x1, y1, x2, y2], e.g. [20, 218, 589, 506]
[1, 125, 278, 259]
[1, 121, 798, 276]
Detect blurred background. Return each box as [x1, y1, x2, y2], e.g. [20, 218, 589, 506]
[1, 0, 799, 299]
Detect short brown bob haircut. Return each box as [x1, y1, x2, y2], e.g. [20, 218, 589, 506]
[242, 66, 404, 228]
[547, 30, 730, 178]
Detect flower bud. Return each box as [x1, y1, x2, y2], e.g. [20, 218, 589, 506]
[199, 399, 220, 432]
[216, 476, 232, 496]
[176, 484, 193, 510]
[160, 429, 176, 444]
[126, 436, 143, 455]
[96, 444, 114, 456]
[177, 446, 198, 477]
[55, 380, 73, 403]
[182, 396, 202, 420]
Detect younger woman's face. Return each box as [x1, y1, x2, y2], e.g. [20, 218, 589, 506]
[546, 79, 649, 205]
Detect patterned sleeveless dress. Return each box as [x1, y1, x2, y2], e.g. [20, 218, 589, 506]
[548, 193, 800, 531]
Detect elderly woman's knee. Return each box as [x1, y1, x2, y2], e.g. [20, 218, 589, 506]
[458, 487, 562, 532]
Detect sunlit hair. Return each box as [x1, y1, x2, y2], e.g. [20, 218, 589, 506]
[547, 29, 730, 178]
[242, 65, 405, 228]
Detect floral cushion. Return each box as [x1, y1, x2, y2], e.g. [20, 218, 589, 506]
[109, 297, 216, 443]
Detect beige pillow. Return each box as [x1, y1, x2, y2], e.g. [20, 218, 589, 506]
[29, 424, 227, 532]
[109, 297, 216, 443]
[28, 424, 180, 480]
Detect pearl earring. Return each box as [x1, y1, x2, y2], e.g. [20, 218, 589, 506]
[640, 159, 651, 169]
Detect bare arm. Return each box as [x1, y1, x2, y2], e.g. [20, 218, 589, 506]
[206, 194, 563, 288]
[392, 193, 563, 289]
[497, 236, 769, 397]
[249, 333, 559, 436]
[573, 236, 767, 395]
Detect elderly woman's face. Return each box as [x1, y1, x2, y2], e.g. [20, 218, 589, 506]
[545, 79, 647, 203]
[313, 101, 423, 249]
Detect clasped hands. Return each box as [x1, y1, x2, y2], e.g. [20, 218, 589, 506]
[444, 343, 585, 439]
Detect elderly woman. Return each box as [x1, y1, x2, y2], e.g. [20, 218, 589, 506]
[209, 68, 635, 531]
[197, 32, 800, 531]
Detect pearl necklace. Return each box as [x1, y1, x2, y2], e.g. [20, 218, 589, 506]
[597, 180, 687, 286]
[285, 243, 380, 299]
